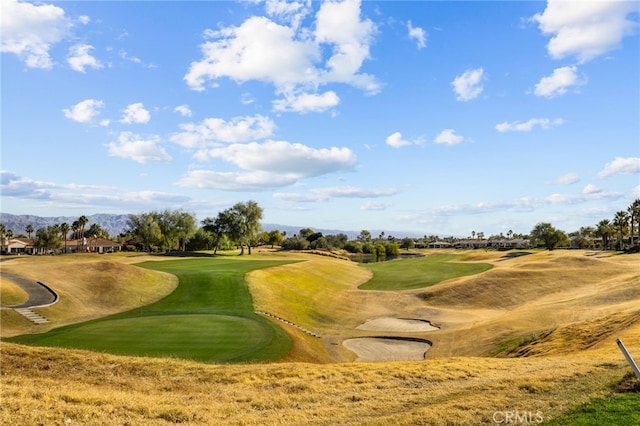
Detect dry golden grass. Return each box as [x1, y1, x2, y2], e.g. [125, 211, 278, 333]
[1, 249, 639, 424]
[0, 277, 29, 306]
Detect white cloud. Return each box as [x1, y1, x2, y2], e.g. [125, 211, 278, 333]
[171, 115, 275, 148]
[62, 99, 104, 123]
[360, 201, 392, 211]
[534, 65, 586, 98]
[583, 184, 602, 194]
[264, 0, 311, 30]
[177, 170, 297, 191]
[495, 117, 564, 132]
[273, 90, 340, 113]
[67, 44, 103, 73]
[174, 104, 193, 117]
[78, 15, 90, 25]
[550, 173, 580, 185]
[106, 132, 171, 163]
[434, 129, 466, 145]
[451, 68, 484, 101]
[0, 0, 71, 69]
[633, 185, 640, 198]
[274, 186, 397, 202]
[531, 0, 638, 63]
[198, 140, 356, 177]
[597, 157, 640, 178]
[385, 131, 423, 148]
[120, 103, 151, 124]
[407, 20, 426, 49]
[184, 0, 379, 106]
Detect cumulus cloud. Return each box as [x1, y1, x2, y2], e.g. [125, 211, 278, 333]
[531, 0, 638, 63]
[106, 132, 171, 163]
[184, 0, 379, 111]
[1, 0, 71, 69]
[178, 139, 356, 191]
[272, 90, 340, 113]
[385, 132, 424, 148]
[549, 173, 580, 185]
[495, 117, 564, 132]
[120, 103, 151, 124]
[597, 157, 640, 178]
[171, 115, 275, 148]
[174, 104, 193, 117]
[360, 201, 392, 211]
[177, 170, 298, 191]
[583, 184, 602, 194]
[451, 68, 484, 101]
[434, 129, 466, 145]
[274, 186, 397, 202]
[534, 65, 586, 98]
[67, 43, 102, 73]
[407, 20, 426, 49]
[63, 99, 105, 124]
[197, 141, 356, 177]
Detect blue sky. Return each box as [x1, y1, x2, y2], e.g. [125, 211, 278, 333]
[2, 0, 639, 237]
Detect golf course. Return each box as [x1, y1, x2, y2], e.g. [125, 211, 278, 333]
[1, 248, 639, 424]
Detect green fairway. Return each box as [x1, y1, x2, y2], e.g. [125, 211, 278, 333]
[545, 393, 640, 425]
[7, 257, 294, 363]
[359, 254, 492, 290]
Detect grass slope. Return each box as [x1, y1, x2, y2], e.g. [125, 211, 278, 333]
[6, 257, 295, 363]
[1, 338, 638, 425]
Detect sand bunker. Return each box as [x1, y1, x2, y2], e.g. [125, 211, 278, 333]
[356, 317, 439, 332]
[343, 337, 431, 362]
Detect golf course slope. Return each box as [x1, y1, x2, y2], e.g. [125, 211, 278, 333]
[1, 249, 639, 424]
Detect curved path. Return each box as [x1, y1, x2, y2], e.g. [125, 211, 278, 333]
[1, 271, 58, 308]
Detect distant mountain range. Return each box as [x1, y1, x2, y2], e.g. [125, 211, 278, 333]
[0, 213, 427, 240]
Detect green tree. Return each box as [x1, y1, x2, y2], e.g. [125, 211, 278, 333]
[231, 201, 263, 255]
[530, 222, 568, 250]
[400, 237, 415, 251]
[35, 226, 63, 253]
[357, 230, 372, 244]
[127, 212, 162, 252]
[267, 230, 284, 248]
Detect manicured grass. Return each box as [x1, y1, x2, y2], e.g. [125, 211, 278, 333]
[545, 393, 640, 425]
[7, 257, 295, 362]
[358, 254, 492, 290]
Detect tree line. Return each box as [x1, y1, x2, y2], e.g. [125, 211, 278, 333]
[1, 198, 638, 255]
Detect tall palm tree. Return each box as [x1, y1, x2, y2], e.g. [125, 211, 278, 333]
[613, 210, 630, 250]
[25, 224, 34, 239]
[628, 199, 640, 246]
[77, 215, 89, 252]
[595, 219, 614, 250]
[60, 223, 70, 253]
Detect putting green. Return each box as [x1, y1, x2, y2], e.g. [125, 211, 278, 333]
[16, 314, 278, 362]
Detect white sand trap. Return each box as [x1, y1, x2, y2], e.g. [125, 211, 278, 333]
[356, 317, 439, 332]
[343, 337, 431, 362]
